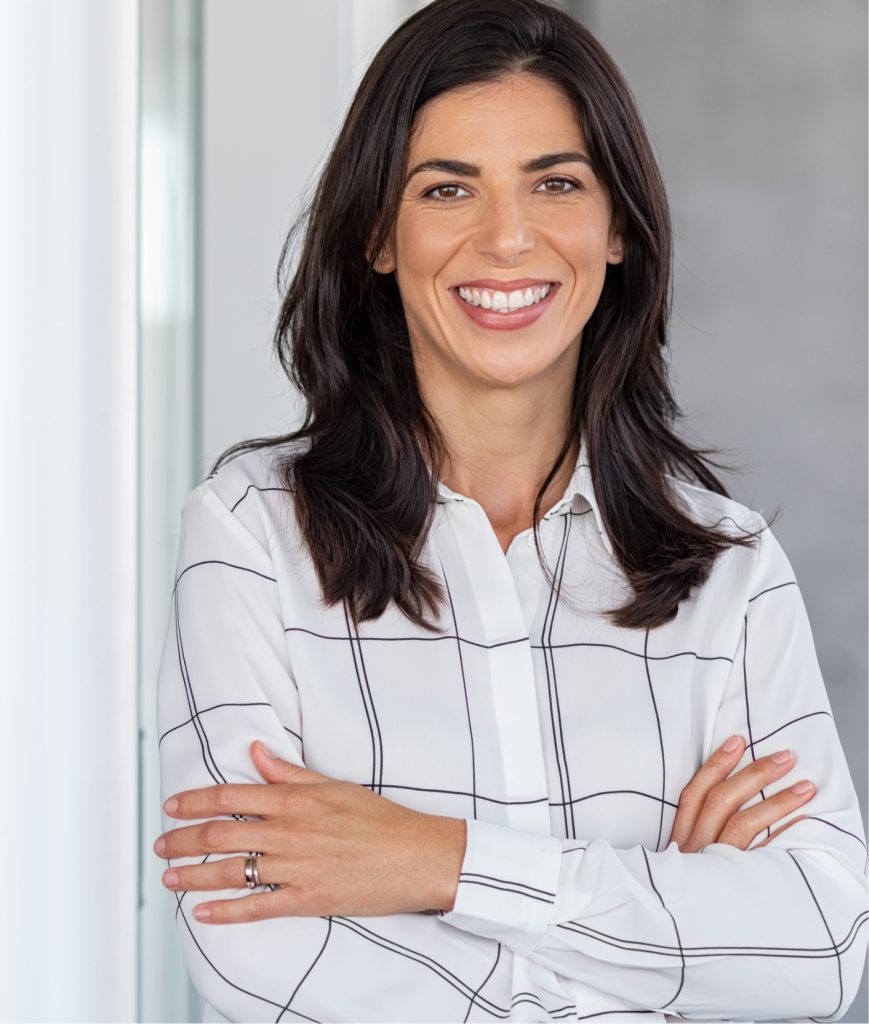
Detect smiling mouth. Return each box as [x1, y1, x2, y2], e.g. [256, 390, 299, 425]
[453, 282, 556, 314]
[448, 281, 560, 331]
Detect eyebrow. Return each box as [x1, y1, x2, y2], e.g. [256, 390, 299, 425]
[404, 151, 593, 185]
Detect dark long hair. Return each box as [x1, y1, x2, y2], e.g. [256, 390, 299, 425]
[211, 0, 771, 631]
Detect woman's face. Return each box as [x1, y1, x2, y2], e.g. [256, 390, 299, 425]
[376, 72, 624, 392]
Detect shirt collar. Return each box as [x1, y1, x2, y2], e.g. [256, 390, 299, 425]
[435, 434, 614, 556]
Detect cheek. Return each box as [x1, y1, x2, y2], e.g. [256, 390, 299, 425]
[556, 215, 611, 266]
[394, 216, 451, 276]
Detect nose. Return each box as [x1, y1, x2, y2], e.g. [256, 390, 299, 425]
[473, 191, 535, 265]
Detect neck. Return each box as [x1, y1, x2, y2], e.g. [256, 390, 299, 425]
[417, 354, 579, 547]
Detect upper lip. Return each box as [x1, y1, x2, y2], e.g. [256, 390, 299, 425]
[453, 278, 558, 291]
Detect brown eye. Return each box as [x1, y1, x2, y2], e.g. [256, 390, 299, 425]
[538, 176, 583, 194]
[423, 183, 469, 203]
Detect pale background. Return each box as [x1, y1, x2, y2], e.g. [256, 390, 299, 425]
[1, 1, 865, 1021]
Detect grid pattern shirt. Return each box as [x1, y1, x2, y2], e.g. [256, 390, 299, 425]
[156, 438, 868, 1023]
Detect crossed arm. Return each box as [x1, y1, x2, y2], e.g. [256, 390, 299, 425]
[156, 483, 868, 1021]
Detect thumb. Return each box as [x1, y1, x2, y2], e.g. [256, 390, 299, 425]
[250, 741, 324, 783]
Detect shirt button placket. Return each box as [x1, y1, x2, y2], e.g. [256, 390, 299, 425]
[445, 501, 553, 838]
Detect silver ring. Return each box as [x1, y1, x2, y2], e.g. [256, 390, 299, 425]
[244, 854, 262, 889]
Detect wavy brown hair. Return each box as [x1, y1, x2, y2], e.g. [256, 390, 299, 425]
[211, 0, 772, 631]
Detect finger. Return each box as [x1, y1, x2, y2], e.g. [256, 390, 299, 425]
[162, 854, 277, 893]
[714, 780, 816, 850]
[163, 782, 290, 821]
[191, 887, 301, 925]
[669, 735, 746, 848]
[156, 819, 273, 860]
[754, 812, 811, 848]
[250, 741, 329, 783]
[686, 749, 800, 849]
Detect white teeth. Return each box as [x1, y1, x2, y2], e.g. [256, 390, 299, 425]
[457, 282, 552, 312]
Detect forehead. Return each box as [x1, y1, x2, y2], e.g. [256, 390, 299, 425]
[407, 74, 585, 158]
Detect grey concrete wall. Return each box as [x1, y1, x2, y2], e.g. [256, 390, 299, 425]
[200, 0, 425, 471]
[200, 0, 346, 468]
[570, 2, 867, 1017]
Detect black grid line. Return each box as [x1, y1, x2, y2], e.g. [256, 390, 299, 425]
[643, 629, 667, 853]
[464, 942, 502, 1023]
[344, 600, 384, 794]
[788, 850, 844, 1021]
[554, 908, 867, 958]
[640, 846, 685, 1008]
[442, 560, 479, 821]
[542, 512, 575, 838]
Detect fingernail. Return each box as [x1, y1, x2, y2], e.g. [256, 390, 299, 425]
[772, 749, 794, 764]
[162, 870, 179, 888]
[257, 742, 274, 759]
[721, 734, 742, 752]
[791, 779, 814, 795]
[154, 837, 166, 856]
[193, 906, 211, 921]
[163, 797, 179, 814]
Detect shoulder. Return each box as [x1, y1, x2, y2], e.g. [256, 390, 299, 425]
[666, 474, 766, 539]
[182, 439, 306, 555]
[204, 439, 301, 509]
[666, 474, 796, 598]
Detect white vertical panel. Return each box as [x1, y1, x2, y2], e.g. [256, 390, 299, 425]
[340, 0, 412, 112]
[0, 1, 138, 1020]
[137, 2, 203, 1021]
[338, 0, 432, 117]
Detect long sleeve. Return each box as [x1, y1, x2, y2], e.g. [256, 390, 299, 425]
[437, 521, 869, 1022]
[156, 481, 318, 1023]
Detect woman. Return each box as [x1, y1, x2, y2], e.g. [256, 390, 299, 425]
[154, 1, 868, 1021]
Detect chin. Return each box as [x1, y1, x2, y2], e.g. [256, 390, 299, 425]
[465, 357, 555, 390]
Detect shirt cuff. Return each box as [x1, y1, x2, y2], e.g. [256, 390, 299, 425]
[436, 818, 564, 957]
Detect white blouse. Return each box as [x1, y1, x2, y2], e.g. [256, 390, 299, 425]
[156, 438, 868, 1023]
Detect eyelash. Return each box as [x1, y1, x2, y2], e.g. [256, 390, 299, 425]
[421, 176, 585, 204]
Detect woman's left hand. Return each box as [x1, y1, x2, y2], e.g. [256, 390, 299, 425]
[154, 741, 467, 924]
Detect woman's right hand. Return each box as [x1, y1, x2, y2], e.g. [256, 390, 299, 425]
[668, 735, 816, 852]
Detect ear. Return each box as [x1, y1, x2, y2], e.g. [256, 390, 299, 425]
[369, 245, 395, 275]
[606, 208, 627, 265]
[366, 228, 396, 274]
[376, 250, 396, 274]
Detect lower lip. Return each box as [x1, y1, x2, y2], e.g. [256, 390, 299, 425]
[450, 284, 560, 331]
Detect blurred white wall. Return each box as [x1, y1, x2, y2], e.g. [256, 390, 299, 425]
[0, 1, 138, 1020]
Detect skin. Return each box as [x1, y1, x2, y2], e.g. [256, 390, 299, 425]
[156, 743, 466, 922]
[153, 73, 814, 925]
[375, 72, 624, 551]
